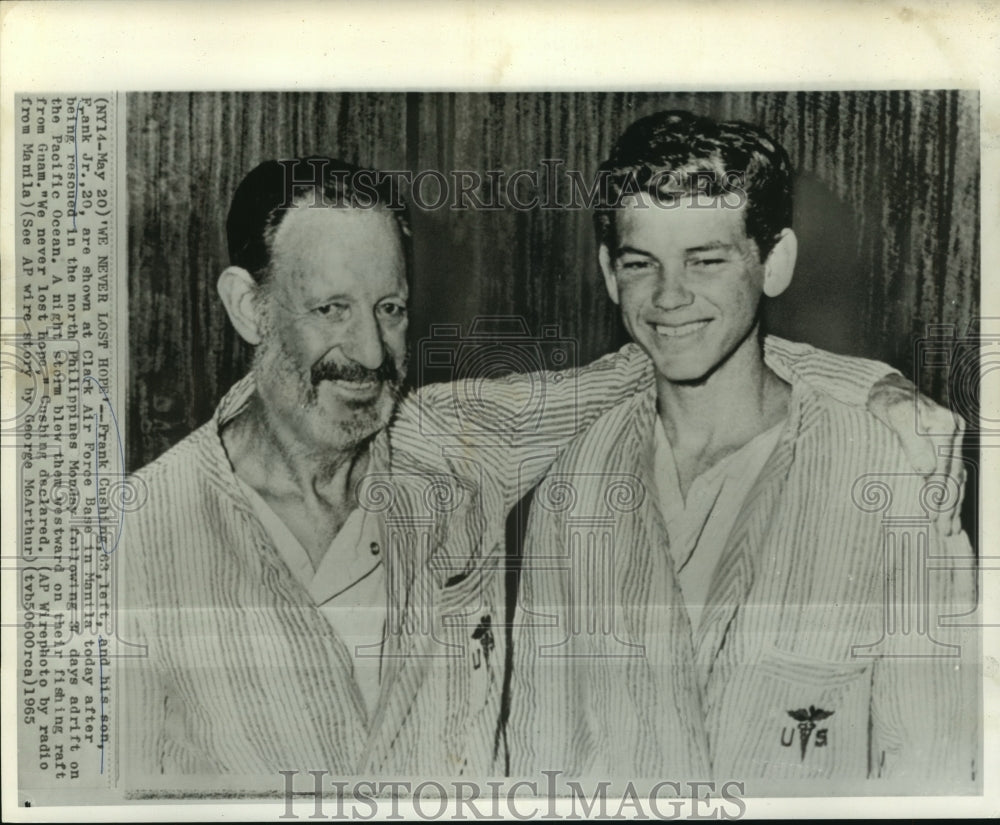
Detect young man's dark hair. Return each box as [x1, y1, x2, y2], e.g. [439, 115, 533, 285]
[593, 110, 793, 260]
[226, 156, 412, 285]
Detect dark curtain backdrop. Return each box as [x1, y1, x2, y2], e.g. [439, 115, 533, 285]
[127, 91, 980, 494]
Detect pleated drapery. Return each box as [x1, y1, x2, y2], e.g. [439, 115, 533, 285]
[127, 91, 979, 472]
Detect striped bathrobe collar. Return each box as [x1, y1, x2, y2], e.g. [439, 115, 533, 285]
[615, 377, 820, 682]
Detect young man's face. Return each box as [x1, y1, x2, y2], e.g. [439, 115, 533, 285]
[253, 204, 409, 451]
[600, 193, 770, 384]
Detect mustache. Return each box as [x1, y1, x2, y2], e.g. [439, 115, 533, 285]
[310, 357, 399, 387]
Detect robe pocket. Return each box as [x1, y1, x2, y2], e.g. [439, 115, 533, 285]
[756, 645, 871, 688]
[709, 647, 874, 779]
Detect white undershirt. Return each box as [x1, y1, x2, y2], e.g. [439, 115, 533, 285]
[236, 477, 386, 716]
[652, 418, 784, 633]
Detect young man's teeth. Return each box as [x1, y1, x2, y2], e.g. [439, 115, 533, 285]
[654, 321, 708, 337]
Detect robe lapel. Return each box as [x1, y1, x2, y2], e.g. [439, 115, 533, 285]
[357, 472, 494, 774]
[355, 479, 439, 772]
[605, 391, 668, 651]
[693, 385, 807, 688]
[612, 395, 711, 772]
[597, 393, 699, 673]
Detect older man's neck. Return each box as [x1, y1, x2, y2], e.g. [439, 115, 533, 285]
[223, 394, 370, 514]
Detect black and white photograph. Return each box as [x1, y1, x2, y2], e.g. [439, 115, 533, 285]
[2, 2, 997, 821]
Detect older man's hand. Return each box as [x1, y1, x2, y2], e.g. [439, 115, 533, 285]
[867, 372, 967, 536]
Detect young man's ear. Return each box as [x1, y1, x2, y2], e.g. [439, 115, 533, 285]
[763, 228, 797, 298]
[217, 266, 266, 345]
[598, 243, 620, 305]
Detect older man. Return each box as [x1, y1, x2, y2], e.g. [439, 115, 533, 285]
[120, 155, 955, 790]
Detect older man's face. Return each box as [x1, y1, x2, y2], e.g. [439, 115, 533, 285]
[253, 204, 409, 451]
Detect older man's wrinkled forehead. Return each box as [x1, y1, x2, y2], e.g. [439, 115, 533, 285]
[267, 203, 408, 298]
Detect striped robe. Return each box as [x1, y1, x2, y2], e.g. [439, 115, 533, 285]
[116, 337, 897, 792]
[509, 379, 978, 795]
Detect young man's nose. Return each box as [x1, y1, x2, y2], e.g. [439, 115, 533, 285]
[652, 263, 695, 310]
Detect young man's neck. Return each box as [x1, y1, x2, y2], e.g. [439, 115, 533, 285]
[656, 331, 790, 493]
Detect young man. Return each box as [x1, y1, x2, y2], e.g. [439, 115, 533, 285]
[510, 111, 977, 792]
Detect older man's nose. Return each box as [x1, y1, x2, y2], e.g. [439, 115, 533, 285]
[345, 311, 387, 371]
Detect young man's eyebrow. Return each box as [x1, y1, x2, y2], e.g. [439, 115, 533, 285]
[684, 241, 734, 254]
[614, 241, 737, 258]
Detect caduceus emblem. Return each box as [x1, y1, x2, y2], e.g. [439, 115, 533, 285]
[471, 615, 494, 670]
[786, 706, 834, 761]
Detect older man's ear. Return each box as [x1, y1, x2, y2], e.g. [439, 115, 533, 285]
[218, 266, 265, 346]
